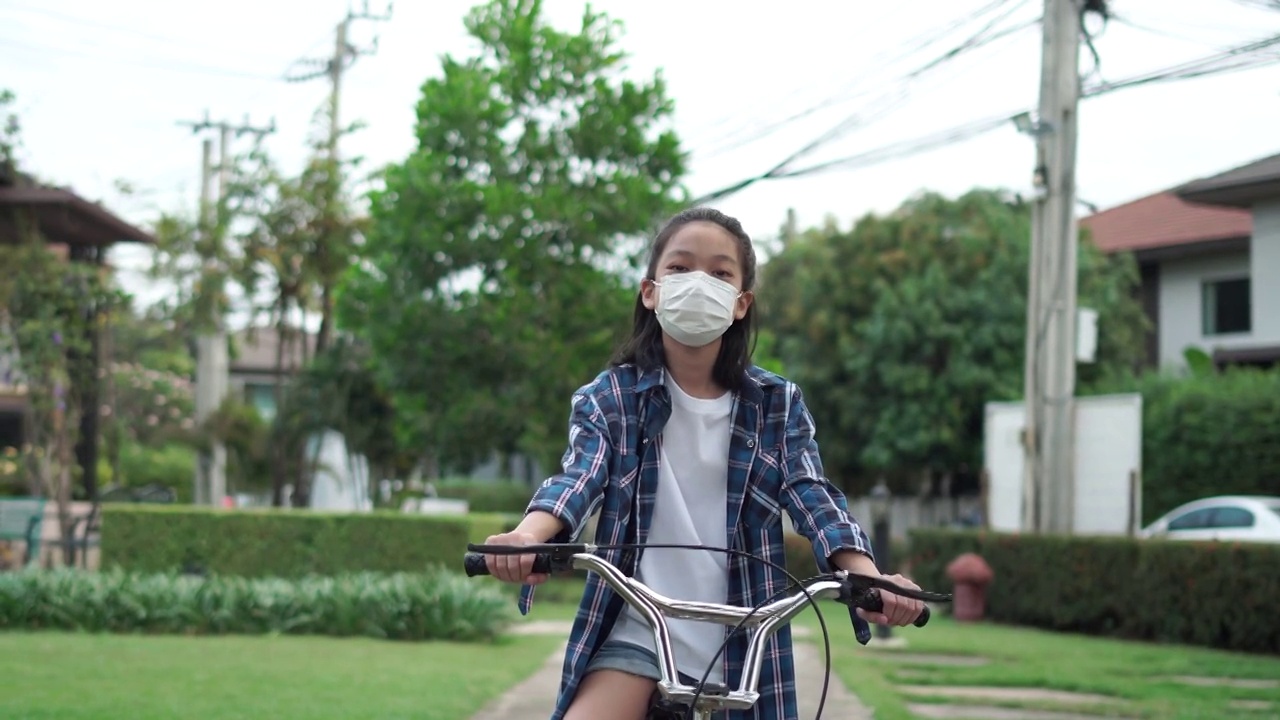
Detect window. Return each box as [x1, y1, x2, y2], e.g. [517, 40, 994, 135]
[1167, 508, 1214, 531]
[1210, 507, 1255, 529]
[1202, 277, 1251, 336]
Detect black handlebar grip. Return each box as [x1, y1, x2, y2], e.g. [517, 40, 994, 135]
[463, 551, 556, 577]
[860, 588, 932, 628]
[464, 552, 491, 577]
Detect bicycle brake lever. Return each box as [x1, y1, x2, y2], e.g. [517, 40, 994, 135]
[840, 572, 953, 603]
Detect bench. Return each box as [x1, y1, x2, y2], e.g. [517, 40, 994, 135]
[0, 497, 46, 569]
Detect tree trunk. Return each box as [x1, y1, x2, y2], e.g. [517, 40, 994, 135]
[270, 297, 288, 507]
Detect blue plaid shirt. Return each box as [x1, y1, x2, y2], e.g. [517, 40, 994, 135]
[519, 363, 875, 720]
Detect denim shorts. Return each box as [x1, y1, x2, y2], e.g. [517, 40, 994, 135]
[585, 640, 699, 685]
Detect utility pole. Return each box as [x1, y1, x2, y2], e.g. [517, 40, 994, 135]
[1022, 0, 1084, 535]
[285, 1, 391, 354]
[287, 0, 393, 157]
[178, 111, 277, 508]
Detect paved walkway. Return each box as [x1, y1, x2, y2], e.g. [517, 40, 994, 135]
[470, 622, 873, 720]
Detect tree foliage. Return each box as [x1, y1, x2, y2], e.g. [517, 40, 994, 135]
[760, 189, 1148, 493]
[339, 0, 686, 475]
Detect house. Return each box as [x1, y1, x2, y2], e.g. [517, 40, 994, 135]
[1080, 152, 1280, 370]
[0, 168, 154, 496]
[227, 327, 317, 422]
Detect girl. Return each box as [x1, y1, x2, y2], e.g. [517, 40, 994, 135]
[482, 207, 924, 720]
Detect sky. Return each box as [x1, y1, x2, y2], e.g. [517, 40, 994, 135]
[4, 0, 1280, 320]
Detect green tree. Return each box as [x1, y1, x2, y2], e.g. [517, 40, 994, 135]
[339, 0, 685, 476]
[761, 189, 1148, 494]
[0, 90, 128, 553]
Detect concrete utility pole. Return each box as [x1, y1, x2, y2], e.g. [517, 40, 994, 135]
[178, 112, 277, 507]
[288, 1, 392, 156]
[1022, 0, 1084, 535]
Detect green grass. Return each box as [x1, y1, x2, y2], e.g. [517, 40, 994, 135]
[0, 631, 564, 720]
[792, 609, 1280, 720]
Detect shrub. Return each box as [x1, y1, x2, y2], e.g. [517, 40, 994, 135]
[1128, 368, 1280, 522]
[0, 567, 512, 641]
[101, 505, 509, 578]
[97, 441, 196, 503]
[434, 479, 536, 514]
[909, 529, 1280, 654]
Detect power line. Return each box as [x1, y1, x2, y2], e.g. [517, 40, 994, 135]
[692, 0, 1037, 161]
[0, 35, 281, 81]
[2, 1, 287, 66]
[691, 31, 1280, 204]
[693, 1, 1040, 203]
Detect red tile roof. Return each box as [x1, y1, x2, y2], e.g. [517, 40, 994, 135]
[1079, 191, 1251, 254]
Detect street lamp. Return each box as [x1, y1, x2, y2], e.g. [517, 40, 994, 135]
[869, 479, 893, 640]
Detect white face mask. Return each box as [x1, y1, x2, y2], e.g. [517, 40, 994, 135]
[653, 271, 742, 348]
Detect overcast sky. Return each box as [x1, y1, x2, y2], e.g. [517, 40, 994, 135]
[4, 0, 1280, 319]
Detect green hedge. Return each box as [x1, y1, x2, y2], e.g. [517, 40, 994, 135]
[434, 480, 536, 514]
[1133, 368, 1280, 522]
[909, 529, 1280, 654]
[0, 567, 512, 641]
[783, 532, 908, 579]
[101, 505, 520, 578]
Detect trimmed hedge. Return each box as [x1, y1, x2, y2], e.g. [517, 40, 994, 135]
[783, 532, 909, 579]
[1132, 368, 1280, 522]
[909, 529, 1280, 654]
[0, 567, 512, 641]
[101, 505, 520, 578]
[434, 480, 535, 515]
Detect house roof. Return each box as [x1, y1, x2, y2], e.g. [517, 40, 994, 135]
[1079, 190, 1251, 255]
[230, 327, 317, 375]
[1176, 151, 1280, 208]
[0, 182, 155, 247]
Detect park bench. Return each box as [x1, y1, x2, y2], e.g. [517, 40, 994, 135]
[0, 497, 45, 569]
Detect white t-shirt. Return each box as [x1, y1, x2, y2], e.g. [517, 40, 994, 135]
[609, 373, 733, 684]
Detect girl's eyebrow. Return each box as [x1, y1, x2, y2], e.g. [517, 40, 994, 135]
[666, 249, 740, 266]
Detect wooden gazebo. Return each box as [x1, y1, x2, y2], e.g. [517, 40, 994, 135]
[0, 167, 155, 499]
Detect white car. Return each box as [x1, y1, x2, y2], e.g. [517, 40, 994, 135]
[1139, 495, 1280, 543]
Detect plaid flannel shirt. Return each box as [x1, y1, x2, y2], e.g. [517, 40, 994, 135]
[519, 363, 875, 720]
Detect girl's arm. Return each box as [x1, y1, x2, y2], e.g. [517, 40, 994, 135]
[521, 387, 612, 543]
[776, 383, 875, 571]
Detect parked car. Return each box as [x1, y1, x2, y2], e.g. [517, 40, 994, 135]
[1139, 495, 1280, 543]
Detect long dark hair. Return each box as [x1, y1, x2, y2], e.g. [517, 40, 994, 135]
[610, 207, 758, 392]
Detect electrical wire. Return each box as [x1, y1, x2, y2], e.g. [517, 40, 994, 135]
[692, 0, 1037, 162]
[691, 30, 1280, 204]
[0, 35, 282, 81]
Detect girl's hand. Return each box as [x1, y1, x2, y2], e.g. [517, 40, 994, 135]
[483, 531, 550, 585]
[855, 573, 926, 626]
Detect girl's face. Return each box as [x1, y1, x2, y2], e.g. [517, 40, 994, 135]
[640, 221, 754, 321]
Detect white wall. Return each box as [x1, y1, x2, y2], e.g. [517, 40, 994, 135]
[1252, 200, 1280, 345]
[1157, 248, 1254, 368]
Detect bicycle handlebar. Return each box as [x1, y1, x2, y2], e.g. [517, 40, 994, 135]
[463, 543, 950, 714]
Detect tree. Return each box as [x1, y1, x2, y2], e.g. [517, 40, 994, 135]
[0, 90, 128, 558]
[339, 0, 686, 476]
[760, 189, 1148, 494]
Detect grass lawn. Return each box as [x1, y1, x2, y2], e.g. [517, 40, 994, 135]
[793, 608, 1280, 720]
[0, 630, 564, 720]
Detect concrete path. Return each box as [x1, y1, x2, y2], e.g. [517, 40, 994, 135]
[470, 622, 874, 719]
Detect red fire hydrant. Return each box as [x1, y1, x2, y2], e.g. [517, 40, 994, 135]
[945, 552, 994, 622]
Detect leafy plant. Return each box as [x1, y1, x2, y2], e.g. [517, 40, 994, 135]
[0, 567, 513, 642]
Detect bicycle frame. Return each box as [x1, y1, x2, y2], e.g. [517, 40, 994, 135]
[464, 543, 937, 720]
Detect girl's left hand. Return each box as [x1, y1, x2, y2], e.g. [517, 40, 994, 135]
[855, 573, 926, 626]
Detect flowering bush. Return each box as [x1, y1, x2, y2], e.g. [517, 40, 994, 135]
[104, 362, 195, 447]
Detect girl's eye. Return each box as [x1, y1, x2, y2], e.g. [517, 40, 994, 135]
[668, 264, 689, 273]
[714, 270, 733, 278]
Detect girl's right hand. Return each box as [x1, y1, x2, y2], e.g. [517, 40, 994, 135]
[483, 531, 550, 585]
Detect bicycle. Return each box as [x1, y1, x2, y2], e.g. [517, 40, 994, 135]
[464, 542, 953, 720]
